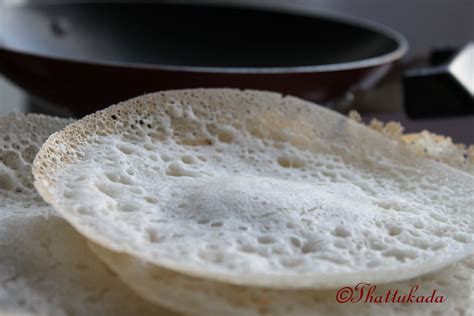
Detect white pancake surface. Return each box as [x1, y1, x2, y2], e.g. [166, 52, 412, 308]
[0, 113, 178, 316]
[33, 89, 474, 289]
[88, 127, 474, 316]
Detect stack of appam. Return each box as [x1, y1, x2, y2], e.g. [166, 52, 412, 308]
[0, 113, 179, 316]
[0, 89, 472, 315]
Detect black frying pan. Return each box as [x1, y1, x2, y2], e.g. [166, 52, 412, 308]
[0, 2, 407, 115]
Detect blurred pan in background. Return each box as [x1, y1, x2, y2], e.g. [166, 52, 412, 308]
[0, 2, 407, 116]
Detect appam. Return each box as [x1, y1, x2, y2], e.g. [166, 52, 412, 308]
[33, 89, 474, 289]
[357, 112, 474, 173]
[401, 131, 474, 173]
[0, 113, 179, 316]
[88, 126, 474, 316]
[90, 243, 474, 316]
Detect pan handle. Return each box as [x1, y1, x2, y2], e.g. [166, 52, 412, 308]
[403, 43, 474, 118]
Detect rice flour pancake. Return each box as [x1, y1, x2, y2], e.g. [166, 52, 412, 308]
[0, 113, 179, 316]
[90, 244, 474, 316]
[89, 128, 474, 316]
[401, 131, 474, 173]
[33, 89, 474, 289]
[357, 112, 474, 174]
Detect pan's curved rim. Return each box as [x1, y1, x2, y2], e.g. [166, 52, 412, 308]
[0, 1, 408, 74]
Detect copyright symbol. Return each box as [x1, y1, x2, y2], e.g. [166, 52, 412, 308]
[336, 286, 354, 303]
